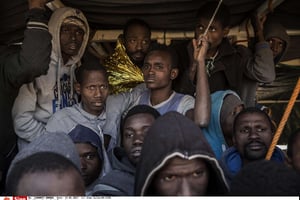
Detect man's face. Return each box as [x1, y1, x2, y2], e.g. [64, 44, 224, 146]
[142, 50, 177, 90]
[79, 70, 109, 116]
[194, 18, 228, 51]
[75, 143, 102, 186]
[152, 157, 209, 196]
[266, 37, 284, 58]
[122, 113, 156, 165]
[233, 112, 273, 162]
[290, 133, 300, 172]
[60, 24, 84, 61]
[124, 24, 151, 67]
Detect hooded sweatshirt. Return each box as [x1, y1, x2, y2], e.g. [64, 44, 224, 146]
[241, 20, 290, 107]
[0, 8, 52, 168]
[135, 111, 228, 196]
[6, 131, 82, 178]
[201, 90, 243, 159]
[263, 20, 290, 65]
[219, 146, 286, 186]
[12, 7, 90, 149]
[92, 147, 136, 196]
[68, 124, 111, 196]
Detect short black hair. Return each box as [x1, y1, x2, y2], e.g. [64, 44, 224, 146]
[123, 18, 151, 38]
[287, 128, 300, 158]
[196, 1, 231, 28]
[146, 44, 179, 69]
[75, 59, 108, 84]
[5, 152, 82, 195]
[230, 160, 300, 195]
[233, 107, 275, 135]
[120, 105, 161, 144]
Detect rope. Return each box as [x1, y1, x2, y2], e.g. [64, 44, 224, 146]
[203, 0, 223, 36]
[265, 77, 300, 160]
[198, 0, 223, 47]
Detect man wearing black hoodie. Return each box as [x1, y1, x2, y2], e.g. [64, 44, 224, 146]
[0, 0, 52, 193]
[135, 111, 228, 196]
[92, 105, 161, 196]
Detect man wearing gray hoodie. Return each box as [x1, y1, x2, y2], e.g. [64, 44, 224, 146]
[12, 6, 90, 150]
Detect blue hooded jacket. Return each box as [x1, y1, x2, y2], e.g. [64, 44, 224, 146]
[219, 146, 285, 186]
[201, 90, 242, 159]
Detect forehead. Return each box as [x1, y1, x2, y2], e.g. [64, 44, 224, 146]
[61, 23, 83, 30]
[236, 112, 270, 125]
[124, 113, 156, 126]
[161, 157, 207, 173]
[267, 37, 284, 43]
[75, 142, 98, 152]
[82, 70, 107, 82]
[126, 24, 150, 37]
[145, 50, 171, 62]
[197, 17, 222, 27]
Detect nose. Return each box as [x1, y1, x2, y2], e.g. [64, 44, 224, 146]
[80, 158, 87, 171]
[133, 133, 144, 146]
[70, 30, 76, 41]
[94, 86, 102, 97]
[177, 178, 193, 196]
[136, 40, 143, 50]
[248, 129, 259, 139]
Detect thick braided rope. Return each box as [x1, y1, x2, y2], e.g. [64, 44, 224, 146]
[266, 77, 300, 160]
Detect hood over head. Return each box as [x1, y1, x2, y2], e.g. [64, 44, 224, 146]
[135, 111, 229, 196]
[68, 124, 103, 161]
[48, 7, 90, 65]
[7, 132, 81, 179]
[263, 18, 289, 64]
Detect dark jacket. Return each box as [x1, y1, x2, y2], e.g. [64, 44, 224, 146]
[219, 146, 286, 186]
[93, 147, 136, 196]
[0, 8, 51, 169]
[172, 38, 274, 107]
[241, 20, 289, 107]
[135, 111, 229, 196]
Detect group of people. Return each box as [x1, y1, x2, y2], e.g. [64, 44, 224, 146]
[1, 0, 299, 196]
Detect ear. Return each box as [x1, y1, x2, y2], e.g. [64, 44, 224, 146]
[223, 27, 230, 37]
[170, 68, 178, 80]
[74, 82, 81, 95]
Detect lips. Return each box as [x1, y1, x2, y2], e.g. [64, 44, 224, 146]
[246, 141, 265, 151]
[131, 146, 142, 157]
[145, 78, 155, 83]
[68, 42, 79, 50]
[133, 52, 144, 60]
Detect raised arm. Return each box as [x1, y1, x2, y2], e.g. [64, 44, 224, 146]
[192, 35, 211, 127]
[244, 13, 275, 83]
[1, 0, 52, 90]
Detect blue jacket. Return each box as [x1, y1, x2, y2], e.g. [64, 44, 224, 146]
[201, 90, 241, 159]
[219, 146, 286, 186]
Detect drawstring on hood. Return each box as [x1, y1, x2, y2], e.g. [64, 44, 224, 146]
[135, 111, 229, 196]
